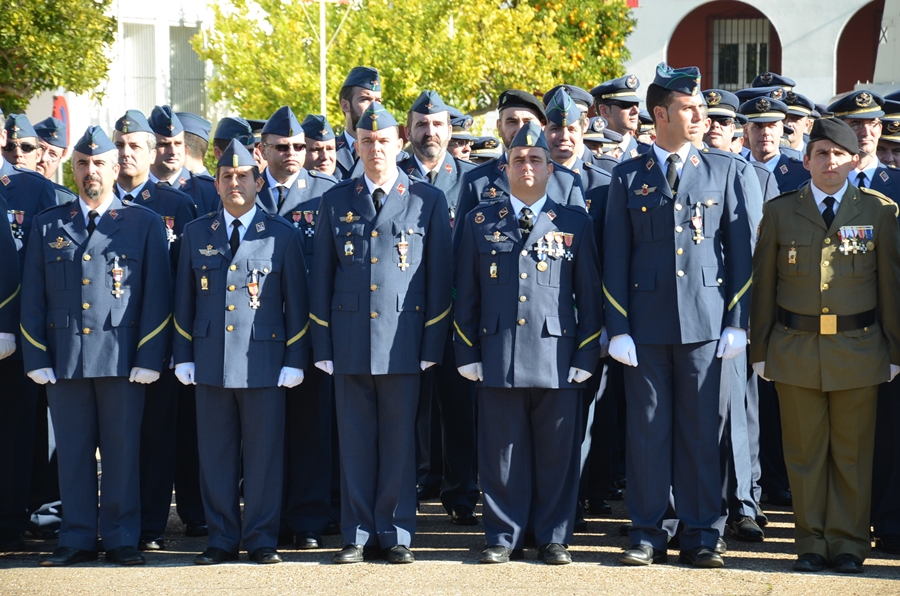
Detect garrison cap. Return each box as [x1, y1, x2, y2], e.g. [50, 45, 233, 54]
[543, 84, 593, 111]
[544, 87, 582, 127]
[827, 90, 885, 119]
[177, 112, 212, 141]
[217, 139, 257, 168]
[470, 136, 502, 158]
[808, 117, 860, 155]
[342, 66, 381, 91]
[262, 106, 303, 138]
[410, 90, 450, 115]
[4, 114, 37, 140]
[497, 90, 547, 124]
[300, 114, 335, 142]
[149, 105, 184, 137]
[247, 119, 267, 144]
[449, 107, 476, 141]
[651, 63, 701, 96]
[590, 74, 640, 103]
[33, 116, 67, 149]
[738, 97, 787, 123]
[751, 72, 795, 89]
[508, 121, 548, 151]
[73, 125, 116, 155]
[356, 102, 398, 132]
[213, 116, 254, 146]
[881, 100, 900, 141]
[782, 91, 816, 118]
[736, 86, 785, 102]
[702, 89, 740, 117]
[114, 110, 152, 134]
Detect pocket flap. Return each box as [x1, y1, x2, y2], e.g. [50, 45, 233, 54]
[44, 246, 76, 262]
[630, 269, 655, 291]
[779, 233, 813, 247]
[393, 222, 424, 236]
[397, 293, 425, 312]
[109, 306, 136, 327]
[192, 319, 209, 338]
[544, 315, 577, 337]
[702, 266, 724, 287]
[331, 292, 359, 312]
[248, 259, 275, 274]
[252, 323, 286, 341]
[47, 308, 69, 329]
[335, 223, 367, 237]
[479, 313, 499, 336]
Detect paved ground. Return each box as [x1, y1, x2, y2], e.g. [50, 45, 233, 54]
[2, 499, 899, 595]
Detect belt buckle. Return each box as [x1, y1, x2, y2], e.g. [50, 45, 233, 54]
[820, 314, 837, 335]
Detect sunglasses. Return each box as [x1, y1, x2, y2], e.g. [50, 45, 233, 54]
[265, 142, 306, 153]
[3, 142, 39, 153]
[710, 117, 735, 127]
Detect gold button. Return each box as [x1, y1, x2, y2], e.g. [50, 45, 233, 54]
[83, 327, 91, 334]
[83, 254, 91, 261]
[371, 257, 378, 264]
[226, 325, 234, 332]
[346, 232, 352, 236]
[519, 296, 527, 302]
[822, 283, 829, 290]
[717, 278, 723, 284]
[408, 228, 414, 234]
[676, 248, 683, 255]
[822, 307, 829, 314]
[227, 305, 235, 311]
[675, 226, 683, 233]
[271, 333, 277, 338]
[675, 204, 683, 211]
[202, 265, 207, 270]
[677, 270, 685, 277]
[49, 323, 54, 328]
[82, 278, 90, 285]
[370, 284, 377, 291]
[520, 273, 527, 279]
[491, 250, 496, 255]
[822, 261, 829, 267]
[82, 303, 90, 310]
[791, 240, 796, 245]
[371, 312, 378, 319]
[483, 328, 487, 333]
[228, 284, 236, 291]
[263, 268, 268, 273]
[230, 264, 237, 271]
[634, 283, 638, 287]
[864, 327, 868, 332]
[641, 206, 647, 212]
[824, 238, 831, 245]
[521, 250, 528, 256]
[371, 231, 378, 237]
[56, 256, 61, 261]
[518, 318, 526, 326]
[416, 306, 420, 311]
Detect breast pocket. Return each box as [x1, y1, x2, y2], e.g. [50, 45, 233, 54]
[839, 248, 876, 278]
[334, 223, 366, 266]
[392, 222, 424, 266]
[191, 253, 223, 295]
[695, 192, 723, 238]
[248, 259, 277, 295]
[43, 246, 76, 291]
[627, 194, 669, 242]
[478, 239, 514, 285]
[104, 247, 140, 292]
[778, 233, 813, 277]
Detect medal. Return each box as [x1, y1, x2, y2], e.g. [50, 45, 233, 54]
[163, 216, 176, 243]
[490, 262, 498, 278]
[691, 204, 704, 244]
[344, 240, 354, 257]
[788, 247, 797, 264]
[200, 275, 208, 291]
[398, 233, 410, 271]
[449, 206, 455, 229]
[112, 256, 124, 298]
[8, 210, 23, 239]
[248, 269, 260, 309]
[292, 211, 302, 228]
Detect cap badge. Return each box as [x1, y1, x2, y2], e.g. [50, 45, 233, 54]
[626, 75, 638, 89]
[755, 98, 770, 112]
[760, 72, 773, 84]
[856, 93, 872, 108]
[707, 92, 721, 106]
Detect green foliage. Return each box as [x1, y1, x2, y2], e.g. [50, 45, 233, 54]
[0, 0, 117, 113]
[195, 0, 635, 127]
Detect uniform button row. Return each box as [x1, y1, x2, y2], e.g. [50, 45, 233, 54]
[371, 231, 378, 237]
[676, 248, 683, 255]
[822, 261, 829, 267]
[83, 278, 90, 285]
[83, 328, 91, 334]
[521, 250, 528, 257]
[822, 283, 829, 290]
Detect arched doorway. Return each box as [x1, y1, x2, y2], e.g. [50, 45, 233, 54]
[836, 0, 885, 93]
[668, 1, 782, 90]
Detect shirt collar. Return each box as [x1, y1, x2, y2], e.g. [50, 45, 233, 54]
[510, 194, 548, 220]
[79, 194, 116, 224]
[809, 180, 848, 209]
[266, 168, 299, 192]
[854, 163, 878, 185]
[116, 179, 147, 199]
[749, 150, 781, 172]
[148, 170, 181, 186]
[364, 167, 400, 197]
[651, 142, 692, 174]
[223, 205, 258, 231]
[414, 155, 440, 176]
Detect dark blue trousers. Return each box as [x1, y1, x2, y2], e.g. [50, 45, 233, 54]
[139, 367, 179, 538]
[872, 376, 900, 537]
[717, 352, 756, 533]
[173, 382, 205, 526]
[0, 360, 38, 534]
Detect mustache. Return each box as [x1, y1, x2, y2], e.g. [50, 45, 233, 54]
[82, 174, 101, 185]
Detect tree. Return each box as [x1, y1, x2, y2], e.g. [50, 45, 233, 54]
[0, 0, 117, 113]
[195, 0, 635, 125]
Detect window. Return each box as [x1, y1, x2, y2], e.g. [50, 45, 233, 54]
[170, 25, 205, 115]
[712, 19, 769, 91]
[122, 23, 156, 115]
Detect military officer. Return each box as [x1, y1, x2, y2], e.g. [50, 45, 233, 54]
[172, 140, 309, 565]
[148, 105, 220, 214]
[32, 116, 77, 207]
[876, 100, 900, 168]
[454, 122, 602, 564]
[638, 109, 656, 145]
[738, 97, 810, 193]
[310, 102, 452, 565]
[750, 118, 900, 574]
[605, 64, 756, 569]
[590, 74, 642, 159]
[335, 66, 383, 180]
[302, 114, 338, 177]
[177, 112, 213, 177]
[544, 87, 612, 196]
[2, 115, 41, 171]
[212, 116, 256, 159]
[448, 108, 477, 161]
[781, 91, 816, 153]
[20, 126, 172, 566]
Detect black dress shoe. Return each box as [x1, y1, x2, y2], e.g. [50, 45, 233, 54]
[416, 484, 440, 501]
[105, 546, 146, 566]
[832, 553, 864, 574]
[184, 523, 209, 537]
[875, 534, 900, 555]
[767, 489, 792, 507]
[479, 546, 511, 563]
[538, 543, 572, 565]
[584, 499, 612, 515]
[716, 537, 727, 555]
[450, 507, 478, 526]
[322, 519, 341, 536]
[250, 547, 282, 564]
[607, 488, 625, 501]
[727, 516, 764, 542]
[194, 547, 239, 565]
[386, 545, 414, 564]
[755, 503, 769, 528]
[333, 544, 365, 564]
[620, 544, 667, 566]
[39, 546, 99, 567]
[295, 531, 321, 549]
[793, 552, 827, 572]
[138, 536, 165, 551]
[678, 546, 724, 568]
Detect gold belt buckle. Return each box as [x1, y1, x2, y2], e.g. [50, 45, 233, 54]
[820, 314, 837, 335]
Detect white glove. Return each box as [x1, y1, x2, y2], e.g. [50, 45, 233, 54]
[567, 367, 593, 383]
[129, 367, 160, 384]
[716, 327, 747, 360]
[752, 361, 770, 382]
[457, 362, 483, 382]
[891, 364, 900, 382]
[278, 366, 305, 388]
[26, 368, 56, 385]
[598, 327, 609, 359]
[315, 360, 334, 375]
[174, 362, 196, 385]
[609, 334, 638, 367]
[420, 361, 436, 371]
[0, 336, 15, 360]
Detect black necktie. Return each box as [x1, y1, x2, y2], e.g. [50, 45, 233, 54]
[666, 154, 680, 193]
[856, 171, 867, 189]
[427, 170, 438, 185]
[276, 186, 285, 210]
[822, 196, 836, 228]
[372, 188, 385, 214]
[230, 220, 241, 257]
[519, 207, 534, 239]
[87, 210, 99, 236]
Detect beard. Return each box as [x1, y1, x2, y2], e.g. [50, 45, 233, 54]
[82, 175, 102, 200]
[411, 136, 445, 160]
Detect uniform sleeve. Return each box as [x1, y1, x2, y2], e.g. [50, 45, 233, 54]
[566, 172, 587, 210]
[170, 195, 198, 274]
[749, 201, 778, 363]
[282, 227, 310, 369]
[133, 215, 173, 371]
[601, 171, 633, 337]
[452, 214, 482, 366]
[419, 191, 452, 364]
[172, 225, 197, 365]
[19, 218, 52, 372]
[571, 218, 603, 372]
[737, 161, 764, 244]
[875, 203, 900, 365]
[0, 197, 20, 334]
[452, 177, 478, 261]
[309, 196, 336, 362]
[722, 159, 754, 330]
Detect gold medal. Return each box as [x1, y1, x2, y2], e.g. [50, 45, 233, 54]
[537, 261, 548, 272]
[788, 247, 797, 264]
[867, 241, 875, 251]
[200, 275, 208, 291]
[490, 262, 498, 278]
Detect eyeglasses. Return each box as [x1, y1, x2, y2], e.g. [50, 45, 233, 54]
[3, 142, 39, 153]
[265, 142, 306, 153]
[603, 100, 639, 111]
[709, 117, 735, 127]
[448, 139, 473, 148]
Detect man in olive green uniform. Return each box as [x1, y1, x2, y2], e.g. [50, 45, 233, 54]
[750, 118, 900, 574]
